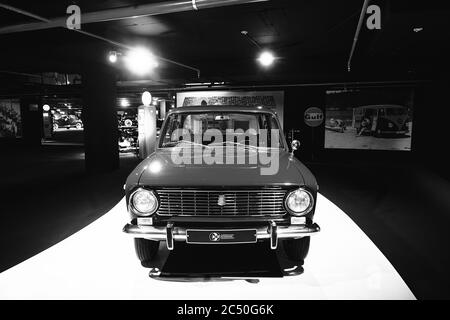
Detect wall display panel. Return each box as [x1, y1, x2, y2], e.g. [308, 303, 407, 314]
[0, 99, 22, 138]
[176, 91, 284, 128]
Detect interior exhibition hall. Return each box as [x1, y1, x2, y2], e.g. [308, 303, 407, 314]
[0, 0, 449, 301]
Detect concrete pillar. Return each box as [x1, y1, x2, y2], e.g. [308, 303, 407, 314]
[82, 64, 119, 173]
[19, 97, 42, 146]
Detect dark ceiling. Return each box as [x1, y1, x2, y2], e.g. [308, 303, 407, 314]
[1, 0, 449, 89]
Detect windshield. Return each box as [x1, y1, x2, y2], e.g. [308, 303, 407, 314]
[385, 108, 407, 116]
[159, 112, 284, 149]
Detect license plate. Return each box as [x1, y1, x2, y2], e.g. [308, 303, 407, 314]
[186, 229, 257, 244]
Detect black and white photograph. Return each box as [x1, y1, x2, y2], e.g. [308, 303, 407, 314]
[325, 88, 414, 151]
[0, 99, 21, 138]
[1, 0, 450, 310]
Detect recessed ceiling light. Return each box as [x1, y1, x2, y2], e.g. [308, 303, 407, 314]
[257, 51, 275, 67]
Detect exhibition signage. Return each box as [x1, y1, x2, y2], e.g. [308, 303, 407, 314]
[304, 107, 324, 127]
[138, 104, 157, 159]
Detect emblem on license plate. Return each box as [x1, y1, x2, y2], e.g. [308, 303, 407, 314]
[209, 232, 221, 241]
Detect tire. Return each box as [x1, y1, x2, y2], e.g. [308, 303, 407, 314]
[283, 237, 310, 264]
[134, 238, 159, 267]
[53, 123, 58, 130]
[76, 122, 82, 129]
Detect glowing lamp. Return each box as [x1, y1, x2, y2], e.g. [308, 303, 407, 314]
[142, 91, 152, 106]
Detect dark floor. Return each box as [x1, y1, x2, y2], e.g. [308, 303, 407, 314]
[0, 146, 449, 299]
[0, 145, 140, 273]
[309, 162, 450, 300]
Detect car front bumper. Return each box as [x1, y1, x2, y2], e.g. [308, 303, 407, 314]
[123, 221, 320, 250]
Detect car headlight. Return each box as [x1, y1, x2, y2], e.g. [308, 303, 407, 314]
[285, 188, 314, 215]
[130, 189, 158, 216]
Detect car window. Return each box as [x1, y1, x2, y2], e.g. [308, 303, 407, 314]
[160, 112, 283, 148]
[386, 108, 406, 116]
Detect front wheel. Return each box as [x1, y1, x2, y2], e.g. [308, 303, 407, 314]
[134, 238, 159, 267]
[283, 237, 310, 264]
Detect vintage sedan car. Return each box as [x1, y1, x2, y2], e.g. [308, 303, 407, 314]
[53, 114, 83, 130]
[123, 105, 320, 271]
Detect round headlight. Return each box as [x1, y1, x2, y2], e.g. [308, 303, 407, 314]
[131, 189, 158, 216]
[285, 188, 314, 215]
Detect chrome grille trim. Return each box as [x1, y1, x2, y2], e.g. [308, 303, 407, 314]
[155, 188, 288, 217]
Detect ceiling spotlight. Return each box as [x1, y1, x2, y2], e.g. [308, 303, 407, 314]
[108, 51, 118, 63]
[125, 47, 158, 75]
[258, 50, 275, 67]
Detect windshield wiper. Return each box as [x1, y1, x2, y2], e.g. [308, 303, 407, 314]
[162, 140, 209, 148]
[208, 141, 278, 150]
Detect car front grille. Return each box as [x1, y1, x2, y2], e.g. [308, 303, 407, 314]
[155, 188, 288, 217]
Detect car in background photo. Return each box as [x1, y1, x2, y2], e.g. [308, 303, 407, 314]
[353, 105, 410, 137]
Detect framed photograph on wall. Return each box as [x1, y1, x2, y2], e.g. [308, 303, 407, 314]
[0, 99, 22, 138]
[176, 91, 284, 128]
[324, 88, 414, 151]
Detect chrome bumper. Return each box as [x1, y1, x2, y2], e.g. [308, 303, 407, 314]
[123, 221, 320, 250]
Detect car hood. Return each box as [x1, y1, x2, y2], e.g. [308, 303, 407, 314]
[135, 149, 316, 188]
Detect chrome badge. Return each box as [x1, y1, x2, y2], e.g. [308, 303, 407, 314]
[217, 194, 226, 206]
[209, 232, 221, 242]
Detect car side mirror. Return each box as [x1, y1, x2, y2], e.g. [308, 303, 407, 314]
[291, 140, 300, 155]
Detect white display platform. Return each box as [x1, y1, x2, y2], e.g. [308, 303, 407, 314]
[0, 194, 415, 300]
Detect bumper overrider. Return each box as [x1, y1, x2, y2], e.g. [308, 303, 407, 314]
[123, 221, 320, 250]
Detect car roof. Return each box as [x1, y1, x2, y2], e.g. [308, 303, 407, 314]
[167, 105, 276, 115]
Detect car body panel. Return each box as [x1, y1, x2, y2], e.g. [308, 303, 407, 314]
[135, 149, 312, 188]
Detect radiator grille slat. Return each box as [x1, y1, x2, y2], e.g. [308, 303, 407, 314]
[156, 188, 287, 217]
